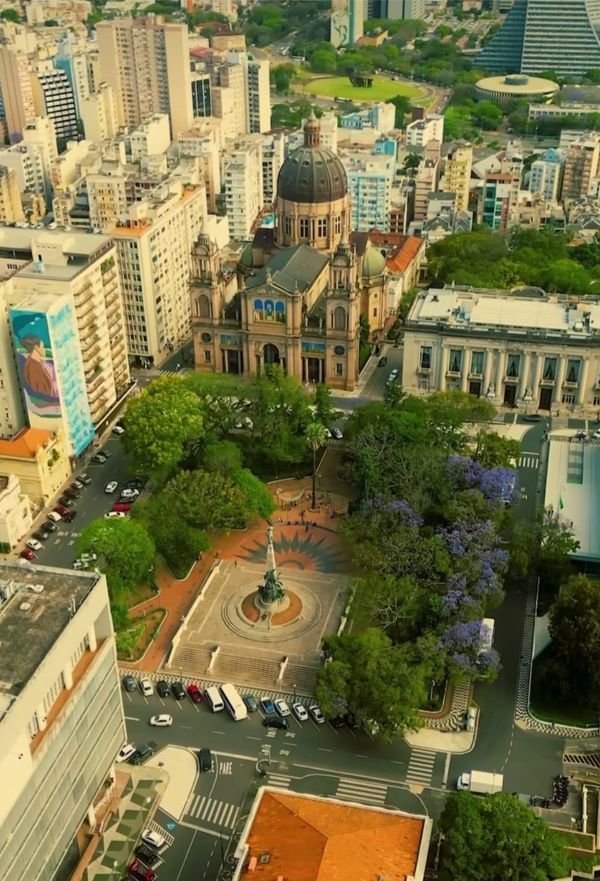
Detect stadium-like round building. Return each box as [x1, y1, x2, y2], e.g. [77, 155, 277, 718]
[475, 74, 560, 107]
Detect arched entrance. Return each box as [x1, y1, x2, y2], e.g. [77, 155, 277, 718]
[263, 343, 281, 365]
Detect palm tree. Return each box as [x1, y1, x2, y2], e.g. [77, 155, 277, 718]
[306, 422, 327, 510]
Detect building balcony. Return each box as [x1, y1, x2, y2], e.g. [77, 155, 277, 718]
[417, 365, 431, 374]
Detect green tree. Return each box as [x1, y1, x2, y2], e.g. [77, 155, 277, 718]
[135, 495, 208, 578]
[473, 430, 520, 468]
[383, 381, 406, 409]
[0, 9, 20, 22]
[403, 152, 421, 174]
[471, 100, 503, 130]
[549, 575, 600, 706]
[76, 519, 155, 598]
[438, 792, 568, 881]
[390, 94, 412, 127]
[232, 468, 276, 520]
[160, 469, 246, 530]
[313, 384, 334, 426]
[509, 508, 578, 584]
[315, 628, 429, 738]
[203, 440, 243, 476]
[123, 376, 203, 484]
[306, 422, 327, 509]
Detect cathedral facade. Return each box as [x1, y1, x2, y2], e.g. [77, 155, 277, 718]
[190, 113, 388, 390]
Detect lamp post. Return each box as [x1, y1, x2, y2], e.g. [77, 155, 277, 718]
[293, 683, 297, 701]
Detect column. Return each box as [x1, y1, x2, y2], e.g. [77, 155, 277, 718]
[518, 353, 531, 400]
[553, 356, 567, 406]
[532, 352, 543, 392]
[495, 349, 505, 394]
[438, 344, 449, 391]
[578, 358, 590, 406]
[87, 804, 97, 831]
[483, 348, 493, 395]
[461, 349, 469, 393]
[63, 664, 73, 690]
[37, 704, 47, 731]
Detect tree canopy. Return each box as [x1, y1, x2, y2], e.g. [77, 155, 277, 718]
[76, 518, 155, 599]
[439, 792, 568, 881]
[548, 575, 600, 707]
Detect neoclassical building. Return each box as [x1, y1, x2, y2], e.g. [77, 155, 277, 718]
[190, 113, 388, 389]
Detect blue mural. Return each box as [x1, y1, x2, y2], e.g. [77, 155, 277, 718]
[253, 298, 286, 323]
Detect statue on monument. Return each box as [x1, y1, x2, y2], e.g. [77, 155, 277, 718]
[258, 526, 285, 606]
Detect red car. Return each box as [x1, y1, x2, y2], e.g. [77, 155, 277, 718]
[20, 548, 35, 560]
[113, 501, 131, 513]
[128, 860, 156, 881]
[187, 683, 203, 704]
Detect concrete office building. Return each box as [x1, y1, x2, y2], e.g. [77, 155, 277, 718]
[0, 46, 35, 144]
[331, 0, 364, 47]
[0, 564, 126, 881]
[562, 135, 600, 200]
[0, 165, 24, 222]
[413, 140, 441, 222]
[111, 180, 207, 363]
[478, 0, 600, 78]
[475, 74, 559, 107]
[191, 71, 212, 118]
[96, 15, 193, 137]
[32, 67, 78, 143]
[403, 285, 600, 414]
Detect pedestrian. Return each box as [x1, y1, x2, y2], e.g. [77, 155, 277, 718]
[305, 523, 309, 532]
[234, 559, 238, 567]
[176, 363, 181, 371]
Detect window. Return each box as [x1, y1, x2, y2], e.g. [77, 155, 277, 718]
[334, 215, 341, 234]
[543, 357, 557, 381]
[448, 349, 462, 373]
[594, 395, 600, 407]
[470, 351, 484, 376]
[420, 346, 432, 369]
[284, 216, 292, 235]
[506, 354, 520, 379]
[299, 218, 309, 239]
[204, 350, 212, 363]
[196, 294, 210, 318]
[562, 392, 576, 405]
[318, 218, 328, 237]
[333, 306, 346, 330]
[418, 379, 430, 391]
[336, 363, 343, 376]
[565, 358, 581, 384]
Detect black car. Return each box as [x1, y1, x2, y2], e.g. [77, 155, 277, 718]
[79, 473, 93, 485]
[43, 520, 58, 533]
[243, 694, 258, 713]
[126, 478, 144, 490]
[198, 748, 213, 773]
[262, 714, 288, 730]
[122, 675, 137, 692]
[378, 356, 388, 367]
[171, 681, 185, 700]
[91, 453, 106, 464]
[64, 486, 80, 499]
[59, 496, 75, 508]
[130, 741, 157, 765]
[134, 845, 159, 867]
[156, 680, 170, 698]
[32, 528, 49, 541]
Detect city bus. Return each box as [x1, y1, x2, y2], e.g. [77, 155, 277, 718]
[220, 683, 247, 721]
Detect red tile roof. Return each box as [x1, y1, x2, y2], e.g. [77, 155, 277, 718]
[387, 236, 425, 274]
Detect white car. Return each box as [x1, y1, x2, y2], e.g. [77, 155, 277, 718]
[105, 480, 118, 493]
[149, 714, 173, 727]
[112, 425, 125, 436]
[80, 552, 97, 562]
[140, 678, 154, 696]
[120, 488, 140, 499]
[331, 427, 343, 440]
[292, 702, 308, 722]
[116, 743, 136, 763]
[105, 511, 127, 518]
[26, 538, 43, 551]
[274, 698, 291, 717]
[141, 829, 166, 850]
[47, 511, 62, 522]
[72, 560, 86, 570]
[308, 703, 325, 724]
[387, 369, 399, 384]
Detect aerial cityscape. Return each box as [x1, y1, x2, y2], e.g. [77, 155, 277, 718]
[2, 1, 600, 880]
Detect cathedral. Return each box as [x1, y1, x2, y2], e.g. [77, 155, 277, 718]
[190, 113, 389, 390]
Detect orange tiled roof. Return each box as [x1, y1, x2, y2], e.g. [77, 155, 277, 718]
[239, 791, 425, 881]
[387, 236, 424, 275]
[0, 428, 53, 459]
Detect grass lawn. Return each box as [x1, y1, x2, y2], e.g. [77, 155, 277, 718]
[298, 75, 426, 104]
[116, 609, 165, 662]
[552, 829, 599, 875]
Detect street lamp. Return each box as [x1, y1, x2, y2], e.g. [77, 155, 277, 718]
[293, 683, 297, 701]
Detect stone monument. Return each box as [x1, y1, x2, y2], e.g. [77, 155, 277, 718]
[256, 525, 285, 609]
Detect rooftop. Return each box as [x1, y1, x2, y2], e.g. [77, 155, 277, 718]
[245, 244, 329, 295]
[408, 286, 600, 340]
[545, 435, 600, 561]
[476, 74, 559, 94]
[0, 428, 55, 460]
[0, 563, 97, 699]
[236, 789, 430, 881]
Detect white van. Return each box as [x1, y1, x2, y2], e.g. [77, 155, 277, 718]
[205, 686, 224, 712]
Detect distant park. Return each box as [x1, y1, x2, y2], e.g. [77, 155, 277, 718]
[300, 74, 427, 104]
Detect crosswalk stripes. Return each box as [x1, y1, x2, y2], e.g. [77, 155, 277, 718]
[406, 749, 436, 786]
[518, 453, 539, 469]
[335, 776, 388, 805]
[267, 773, 292, 790]
[187, 794, 239, 829]
[148, 820, 174, 847]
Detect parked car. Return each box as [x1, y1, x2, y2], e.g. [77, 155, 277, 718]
[127, 859, 156, 881]
[156, 680, 170, 698]
[122, 675, 137, 692]
[91, 453, 107, 464]
[120, 488, 140, 499]
[141, 828, 165, 850]
[292, 702, 308, 722]
[71, 479, 84, 491]
[99, 448, 111, 459]
[262, 714, 289, 730]
[72, 560, 86, 570]
[149, 714, 173, 727]
[105, 511, 128, 519]
[140, 678, 153, 696]
[47, 511, 62, 523]
[308, 703, 325, 724]
[79, 473, 92, 485]
[54, 504, 72, 519]
[134, 845, 159, 867]
[117, 743, 137, 763]
[130, 742, 157, 765]
[378, 356, 388, 367]
[171, 681, 185, 700]
[274, 698, 291, 717]
[64, 487, 79, 500]
[113, 501, 132, 512]
[26, 538, 43, 551]
[243, 694, 258, 713]
[323, 427, 332, 439]
[187, 683, 203, 704]
[20, 548, 35, 560]
[105, 480, 118, 494]
[32, 528, 48, 541]
[260, 696, 275, 715]
[80, 552, 97, 563]
[59, 496, 75, 508]
[198, 747, 213, 773]
[386, 368, 399, 384]
[331, 426, 343, 440]
[112, 425, 125, 436]
[43, 519, 58, 532]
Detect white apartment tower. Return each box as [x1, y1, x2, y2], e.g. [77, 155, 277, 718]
[111, 180, 207, 363]
[0, 564, 126, 881]
[244, 56, 271, 133]
[96, 15, 193, 137]
[224, 141, 263, 240]
[80, 82, 118, 142]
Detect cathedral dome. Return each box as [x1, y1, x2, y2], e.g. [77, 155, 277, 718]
[362, 244, 387, 278]
[277, 112, 347, 205]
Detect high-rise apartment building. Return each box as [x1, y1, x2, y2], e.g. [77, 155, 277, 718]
[54, 34, 91, 118]
[111, 180, 207, 363]
[244, 56, 271, 133]
[562, 135, 600, 200]
[413, 140, 441, 222]
[0, 117, 58, 209]
[405, 114, 444, 148]
[80, 82, 118, 142]
[96, 15, 192, 137]
[444, 142, 473, 212]
[481, 173, 515, 230]
[478, 0, 600, 78]
[0, 563, 126, 881]
[529, 149, 564, 201]
[224, 141, 263, 240]
[0, 46, 35, 144]
[385, 0, 427, 16]
[32, 67, 78, 143]
[331, 0, 364, 47]
[0, 166, 24, 222]
[345, 153, 395, 232]
[191, 72, 212, 118]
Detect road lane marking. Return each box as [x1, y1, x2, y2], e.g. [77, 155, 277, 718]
[124, 715, 139, 720]
[354, 754, 369, 758]
[246, 736, 261, 741]
[318, 747, 332, 752]
[213, 750, 256, 762]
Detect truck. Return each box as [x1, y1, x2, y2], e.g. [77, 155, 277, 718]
[456, 770, 503, 795]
